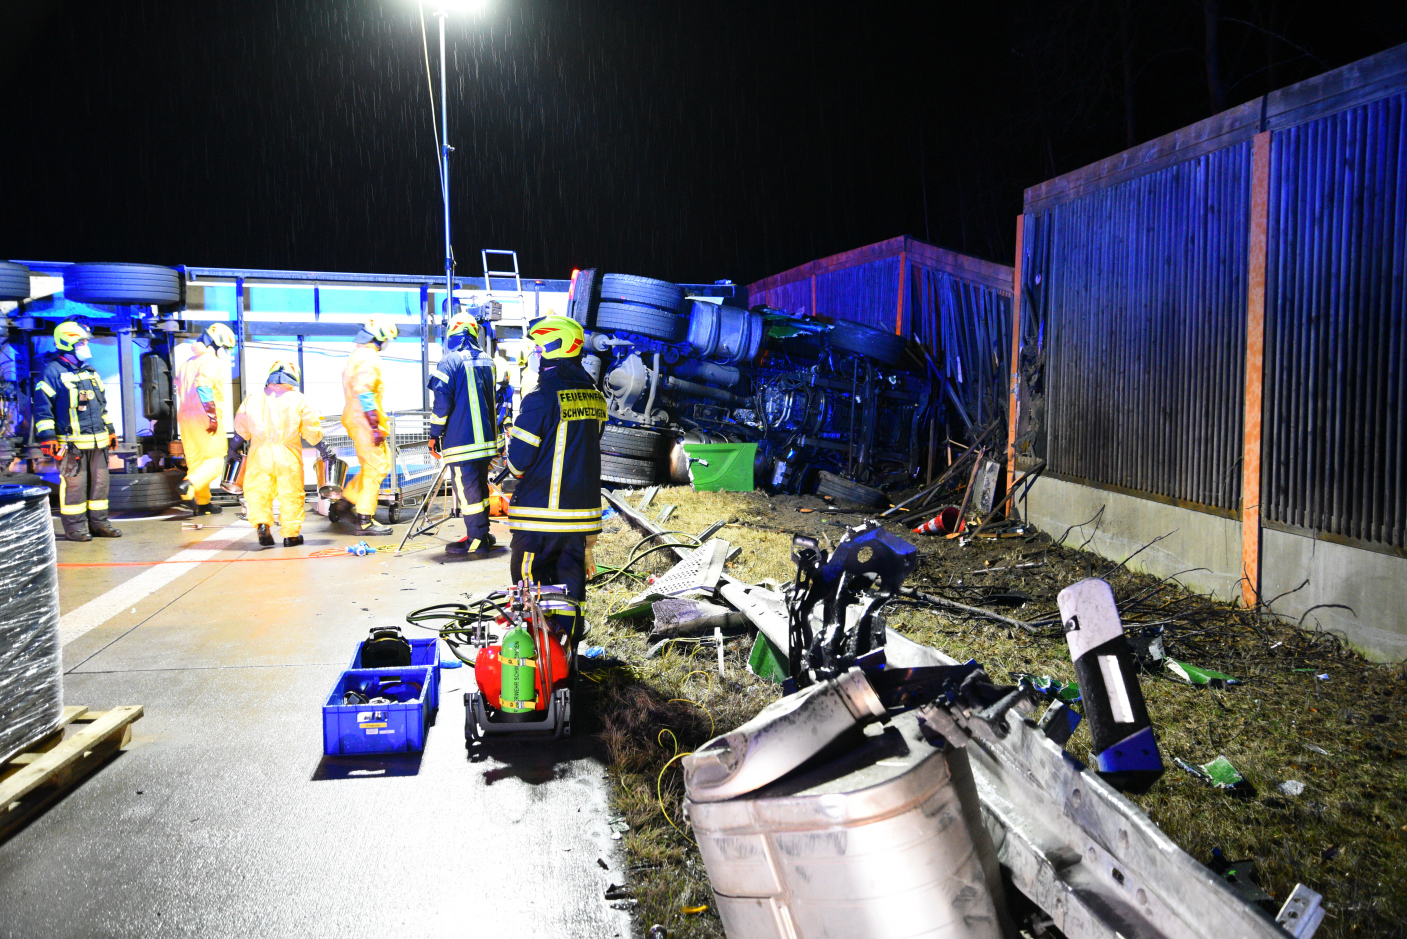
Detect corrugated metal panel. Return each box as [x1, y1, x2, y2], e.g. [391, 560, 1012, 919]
[910, 266, 1011, 431]
[1263, 94, 1407, 548]
[758, 278, 812, 317]
[815, 257, 900, 333]
[1031, 142, 1251, 511]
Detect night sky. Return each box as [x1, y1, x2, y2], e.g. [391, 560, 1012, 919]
[3, 1, 1405, 286]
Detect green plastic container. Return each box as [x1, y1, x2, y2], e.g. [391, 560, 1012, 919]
[682, 443, 757, 492]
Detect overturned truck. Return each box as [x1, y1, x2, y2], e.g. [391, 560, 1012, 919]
[562, 267, 944, 501]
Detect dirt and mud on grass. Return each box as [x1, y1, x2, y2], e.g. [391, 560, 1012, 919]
[582, 485, 1407, 939]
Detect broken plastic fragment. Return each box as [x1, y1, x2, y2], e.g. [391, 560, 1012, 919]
[681, 904, 709, 915]
[1166, 658, 1240, 687]
[1276, 779, 1306, 797]
[1180, 754, 1244, 788]
[1015, 673, 1082, 703]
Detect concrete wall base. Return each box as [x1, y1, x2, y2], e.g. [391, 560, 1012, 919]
[1022, 475, 1407, 662]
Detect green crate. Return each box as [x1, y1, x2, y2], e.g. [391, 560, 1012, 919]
[682, 443, 757, 492]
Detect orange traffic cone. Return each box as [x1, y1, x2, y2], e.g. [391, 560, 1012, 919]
[913, 505, 964, 536]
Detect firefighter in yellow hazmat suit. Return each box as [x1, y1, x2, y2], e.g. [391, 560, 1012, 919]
[230, 361, 331, 547]
[329, 316, 397, 536]
[176, 324, 237, 514]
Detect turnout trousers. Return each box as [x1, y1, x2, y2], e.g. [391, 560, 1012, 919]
[59, 446, 110, 538]
[450, 458, 491, 543]
[510, 530, 586, 640]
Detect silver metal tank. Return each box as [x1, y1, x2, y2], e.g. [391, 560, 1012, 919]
[685, 709, 1008, 939]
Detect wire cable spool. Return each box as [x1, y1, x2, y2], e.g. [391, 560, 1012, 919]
[0, 485, 63, 764]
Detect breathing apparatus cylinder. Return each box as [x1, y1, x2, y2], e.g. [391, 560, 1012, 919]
[498, 624, 538, 713]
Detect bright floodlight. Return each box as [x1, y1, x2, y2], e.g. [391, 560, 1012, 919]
[438, 0, 488, 13]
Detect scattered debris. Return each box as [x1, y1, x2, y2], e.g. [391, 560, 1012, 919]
[1176, 754, 1246, 790]
[654, 504, 675, 524]
[1166, 658, 1240, 687]
[1276, 779, 1306, 797]
[597, 857, 609, 870]
[604, 883, 633, 901]
[747, 632, 787, 684]
[648, 598, 747, 638]
[680, 904, 708, 915]
[1209, 848, 1274, 904]
[1275, 883, 1326, 938]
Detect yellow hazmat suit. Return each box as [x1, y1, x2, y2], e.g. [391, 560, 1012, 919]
[175, 345, 228, 506]
[234, 385, 323, 538]
[340, 344, 390, 516]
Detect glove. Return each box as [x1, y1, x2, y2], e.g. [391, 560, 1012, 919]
[40, 440, 63, 461]
[366, 410, 387, 447]
[203, 400, 219, 434]
[584, 534, 598, 580]
[314, 440, 333, 463]
[428, 436, 441, 459]
[226, 434, 246, 465]
[109, 432, 119, 450]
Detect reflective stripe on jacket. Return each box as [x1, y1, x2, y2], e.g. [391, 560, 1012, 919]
[505, 359, 606, 534]
[33, 354, 114, 448]
[428, 342, 498, 463]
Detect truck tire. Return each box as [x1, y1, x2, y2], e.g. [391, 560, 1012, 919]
[600, 273, 685, 313]
[108, 469, 184, 512]
[828, 320, 907, 367]
[601, 424, 672, 460]
[600, 453, 658, 487]
[815, 470, 889, 508]
[63, 263, 181, 306]
[0, 262, 30, 301]
[596, 301, 684, 342]
[568, 268, 600, 327]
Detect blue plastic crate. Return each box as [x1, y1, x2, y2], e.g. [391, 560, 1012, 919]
[349, 637, 441, 714]
[322, 666, 433, 756]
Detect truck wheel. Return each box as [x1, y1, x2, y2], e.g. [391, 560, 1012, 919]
[600, 424, 672, 460]
[108, 469, 184, 512]
[568, 268, 600, 327]
[828, 320, 908, 367]
[63, 263, 181, 306]
[600, 273, 685, 313]
[600, 453, 658, 487]
[595, 301, 684, 342]
[815, 470, 889, 508]
[0, 262, 31, 301]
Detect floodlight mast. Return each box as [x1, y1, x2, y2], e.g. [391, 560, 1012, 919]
[438, 7, 452, 321]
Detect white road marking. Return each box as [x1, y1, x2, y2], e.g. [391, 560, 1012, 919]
[59, 525, 256, 646]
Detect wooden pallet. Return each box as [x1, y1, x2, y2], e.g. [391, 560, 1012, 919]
[0, 705, 144, 843]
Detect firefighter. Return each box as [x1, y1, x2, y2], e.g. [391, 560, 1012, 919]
[427, 309, 500, 556]
[230, 361, 332, 547]
[330, 316, 397, 536]
[33, 322, 122, 541]
[504, 316, 607, 639]
[175, 323, 237, 514]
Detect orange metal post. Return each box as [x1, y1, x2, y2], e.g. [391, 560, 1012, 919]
[1006, 215, 1025, 497]
[1241, 131, 1272, 608]
[895, 250, 907, 335]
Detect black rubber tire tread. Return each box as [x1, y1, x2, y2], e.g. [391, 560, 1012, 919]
[600, 453, 659, 487]
[108, 469, 184, 511]
[600, 424, 672, 459]
[815, 470, 889, 508]
[599, 274, 685, 314]
[0, 262, 31, 301]
[828, 319, 907, 367]
[596, 301, 684, 342]
[64, 263, 181, 305]
[568, 268, 600, 327]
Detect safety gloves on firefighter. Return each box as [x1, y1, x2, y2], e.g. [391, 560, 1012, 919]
[315, 439, 333, 463]
[40, 441, 63, 461]
[428, 436, 441, 459]
[203, 399, 219, 433]
[365, 408, 386, 447]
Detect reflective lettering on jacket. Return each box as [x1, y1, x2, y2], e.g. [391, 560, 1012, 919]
[427, 343, 499, 463]
[505, 359, 606, 534]
[33, 354, 114, 448]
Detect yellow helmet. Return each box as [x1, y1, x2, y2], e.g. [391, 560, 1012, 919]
[53, 321, 92, 353]
[362, 316, 399, 344]
[527, 315, 585, 359]
[266, 360, 301, 386]
[201, 322, 237, 350]
[446, 311, 480, 342]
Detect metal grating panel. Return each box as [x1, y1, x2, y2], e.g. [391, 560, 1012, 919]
[1031, 142, 1252, 511]
[1263, 94, 1407, 548]
[909, 267, 1012, 433]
